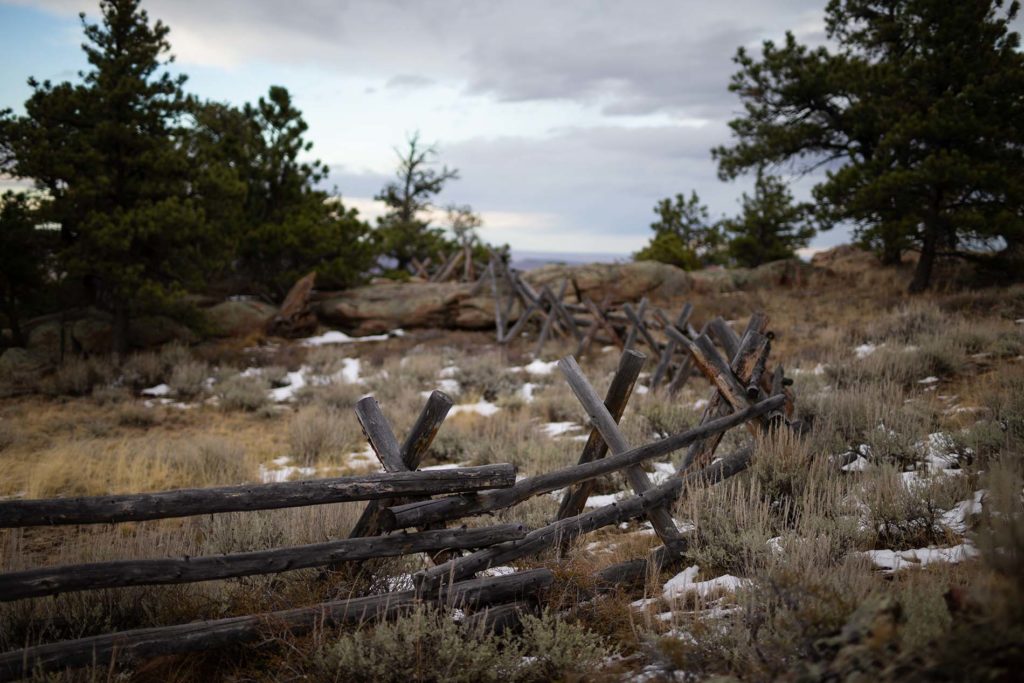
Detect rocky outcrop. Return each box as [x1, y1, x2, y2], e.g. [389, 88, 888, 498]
[525, 261, 694, 303]
[204, 300, 278, 337]
[267, 272, 318, 338]
[319, 282, 499, 336]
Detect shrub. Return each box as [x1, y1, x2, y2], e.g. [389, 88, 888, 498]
[289, 406, 360, 465]
[313, 607, 608, 683]
[168, 359, 209, 399]
[215, 373, 270, 411]
[121, 350, 165, 389]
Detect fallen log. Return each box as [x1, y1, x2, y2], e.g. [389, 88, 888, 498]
[0, 524, 528, 601]
[0, 464, 518, 528]
[0, 569, 553, 681]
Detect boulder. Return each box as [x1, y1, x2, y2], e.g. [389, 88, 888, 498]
[205, 300, 278, 337]
[267, 271, 319, 338]
[72, 317, 113, 355]
[524, 261, 693, 304]
[319, 281, 486, 336]
[25, 321, 73, 361]
[129, 316, 198, 348]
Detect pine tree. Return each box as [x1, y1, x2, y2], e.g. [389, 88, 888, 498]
[375, 133, 459, 271]
[713, 0, 1024, 291]
[721, 168, 814, 268]
[634, 191, 724, 270]
[2, 0, 228, 354]
[0, 192, 57, 348]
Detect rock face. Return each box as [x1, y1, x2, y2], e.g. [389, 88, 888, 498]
[205, 300, 278, 337]
[524, 261, 693, 303]
[319, 282, 498, 336]
[267, 271, 319, 338]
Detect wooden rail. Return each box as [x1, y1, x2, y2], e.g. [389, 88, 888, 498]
[0, 464, 516, 528]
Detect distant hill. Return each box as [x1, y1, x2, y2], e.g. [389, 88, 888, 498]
[509, 249, 627, 271]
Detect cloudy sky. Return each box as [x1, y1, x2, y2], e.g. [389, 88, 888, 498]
[2, 0, 844, 257]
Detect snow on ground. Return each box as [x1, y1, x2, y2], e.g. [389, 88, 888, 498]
[854, 343, 879, 359]
[863, 543, 979, 571]
[663, 565, 749, 600]
[449, 400, 500, 417]
[520, 382, 538, 402]
[585, 493, 624, 508]
[339, 358, 361, 384]
[540, 421, 583, 438]
[259, 456, 316, 483]
[270, 369, 307, 402]
[302, 329, 404, 346]
[516, 359, 559, 375]
[941, 490, 987, 533]
[918, 376, 940, 385]
[691, 398, 708, 411]
[141, 383, 171, 397]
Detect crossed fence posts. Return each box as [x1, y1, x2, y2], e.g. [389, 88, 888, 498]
[0, 309, 794, 681]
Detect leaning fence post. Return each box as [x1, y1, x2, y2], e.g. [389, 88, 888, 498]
[557, 349, 645, 521]
[558, 355, 685, 554]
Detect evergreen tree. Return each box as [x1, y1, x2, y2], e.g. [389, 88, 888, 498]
[634, 191, 724, 270]
[721, 168, 814, 268]
[221, 87, 374, 298]
[375, 133, 459, 271]
[713, 0, 1024, 291]
[1, 0, 228, 354]
[0, 192, 57, 348]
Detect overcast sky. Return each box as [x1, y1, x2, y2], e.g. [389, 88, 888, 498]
[2, 0, 846, 256]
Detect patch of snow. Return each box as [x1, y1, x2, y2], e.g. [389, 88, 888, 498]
[520, 359, 559, 375]
[386, 573, 415, 591]
[259, 456, 317, 483]
[339, 358, 361, 384]
[663, 565, 749, 600]
[854, 343, 879, 359]
[449, 401, 500, 417]
[438, 378, 460, 394]
[540, 421, 582, 438]
[519, 382, 538, 402]
[303, 329, 404, 346]
[419, 462, 466, 471]
[842, 455, 871, 472]
[270, 369, 307, 402]
[585, 493, 623, 508]
[650, 461, 676, 484]
[767, 537, 784, 554]
[635, 384, 649, 395]
[480, 566, 517, 577]
[691, 398, 709, 411]
[438, 366, 459, 378]
[141, 383, 171, 397]
[941, 490, 986, 533]
[863, 543, 979, 572]
[918, 376, 940, 385]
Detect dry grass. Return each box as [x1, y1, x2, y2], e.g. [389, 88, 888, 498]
[1, 273, 1023, 680]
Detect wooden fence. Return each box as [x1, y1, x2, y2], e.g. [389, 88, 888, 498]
[0, 307, 794, 681]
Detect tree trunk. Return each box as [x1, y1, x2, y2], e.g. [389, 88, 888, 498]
[112, 303, 130, 358]
[2, 296, 25, 348]
[909, 222, 938, 293]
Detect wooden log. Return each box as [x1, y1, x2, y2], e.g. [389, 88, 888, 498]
[431, 251, 465, 282]
[0, 569, 553, 681]
[557, 355, 684, 550]
[0, 465, 519, 529]
[667, 330, 760, 421]
[0, 525, 528, 602]
[534, 281, 570, 357]
[623, 302, 660, 354]
[623, 298, 648, 351]
[501, 299, 538, 343]
[584, 298, 623, 349]
[650, 303, 693, 389]
[381, 393, 785, 531]
[354, 396, 405, 473]
[488, 261, 507, 343]
[349, 391, 453, 539]
[706, 317, 740, 360]
[547, 279, 582, 341]
[557, 350, 645, 521]
[676, 315, 771, 471]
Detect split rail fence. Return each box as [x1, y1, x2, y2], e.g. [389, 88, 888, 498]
[0, 307, 795, 681]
